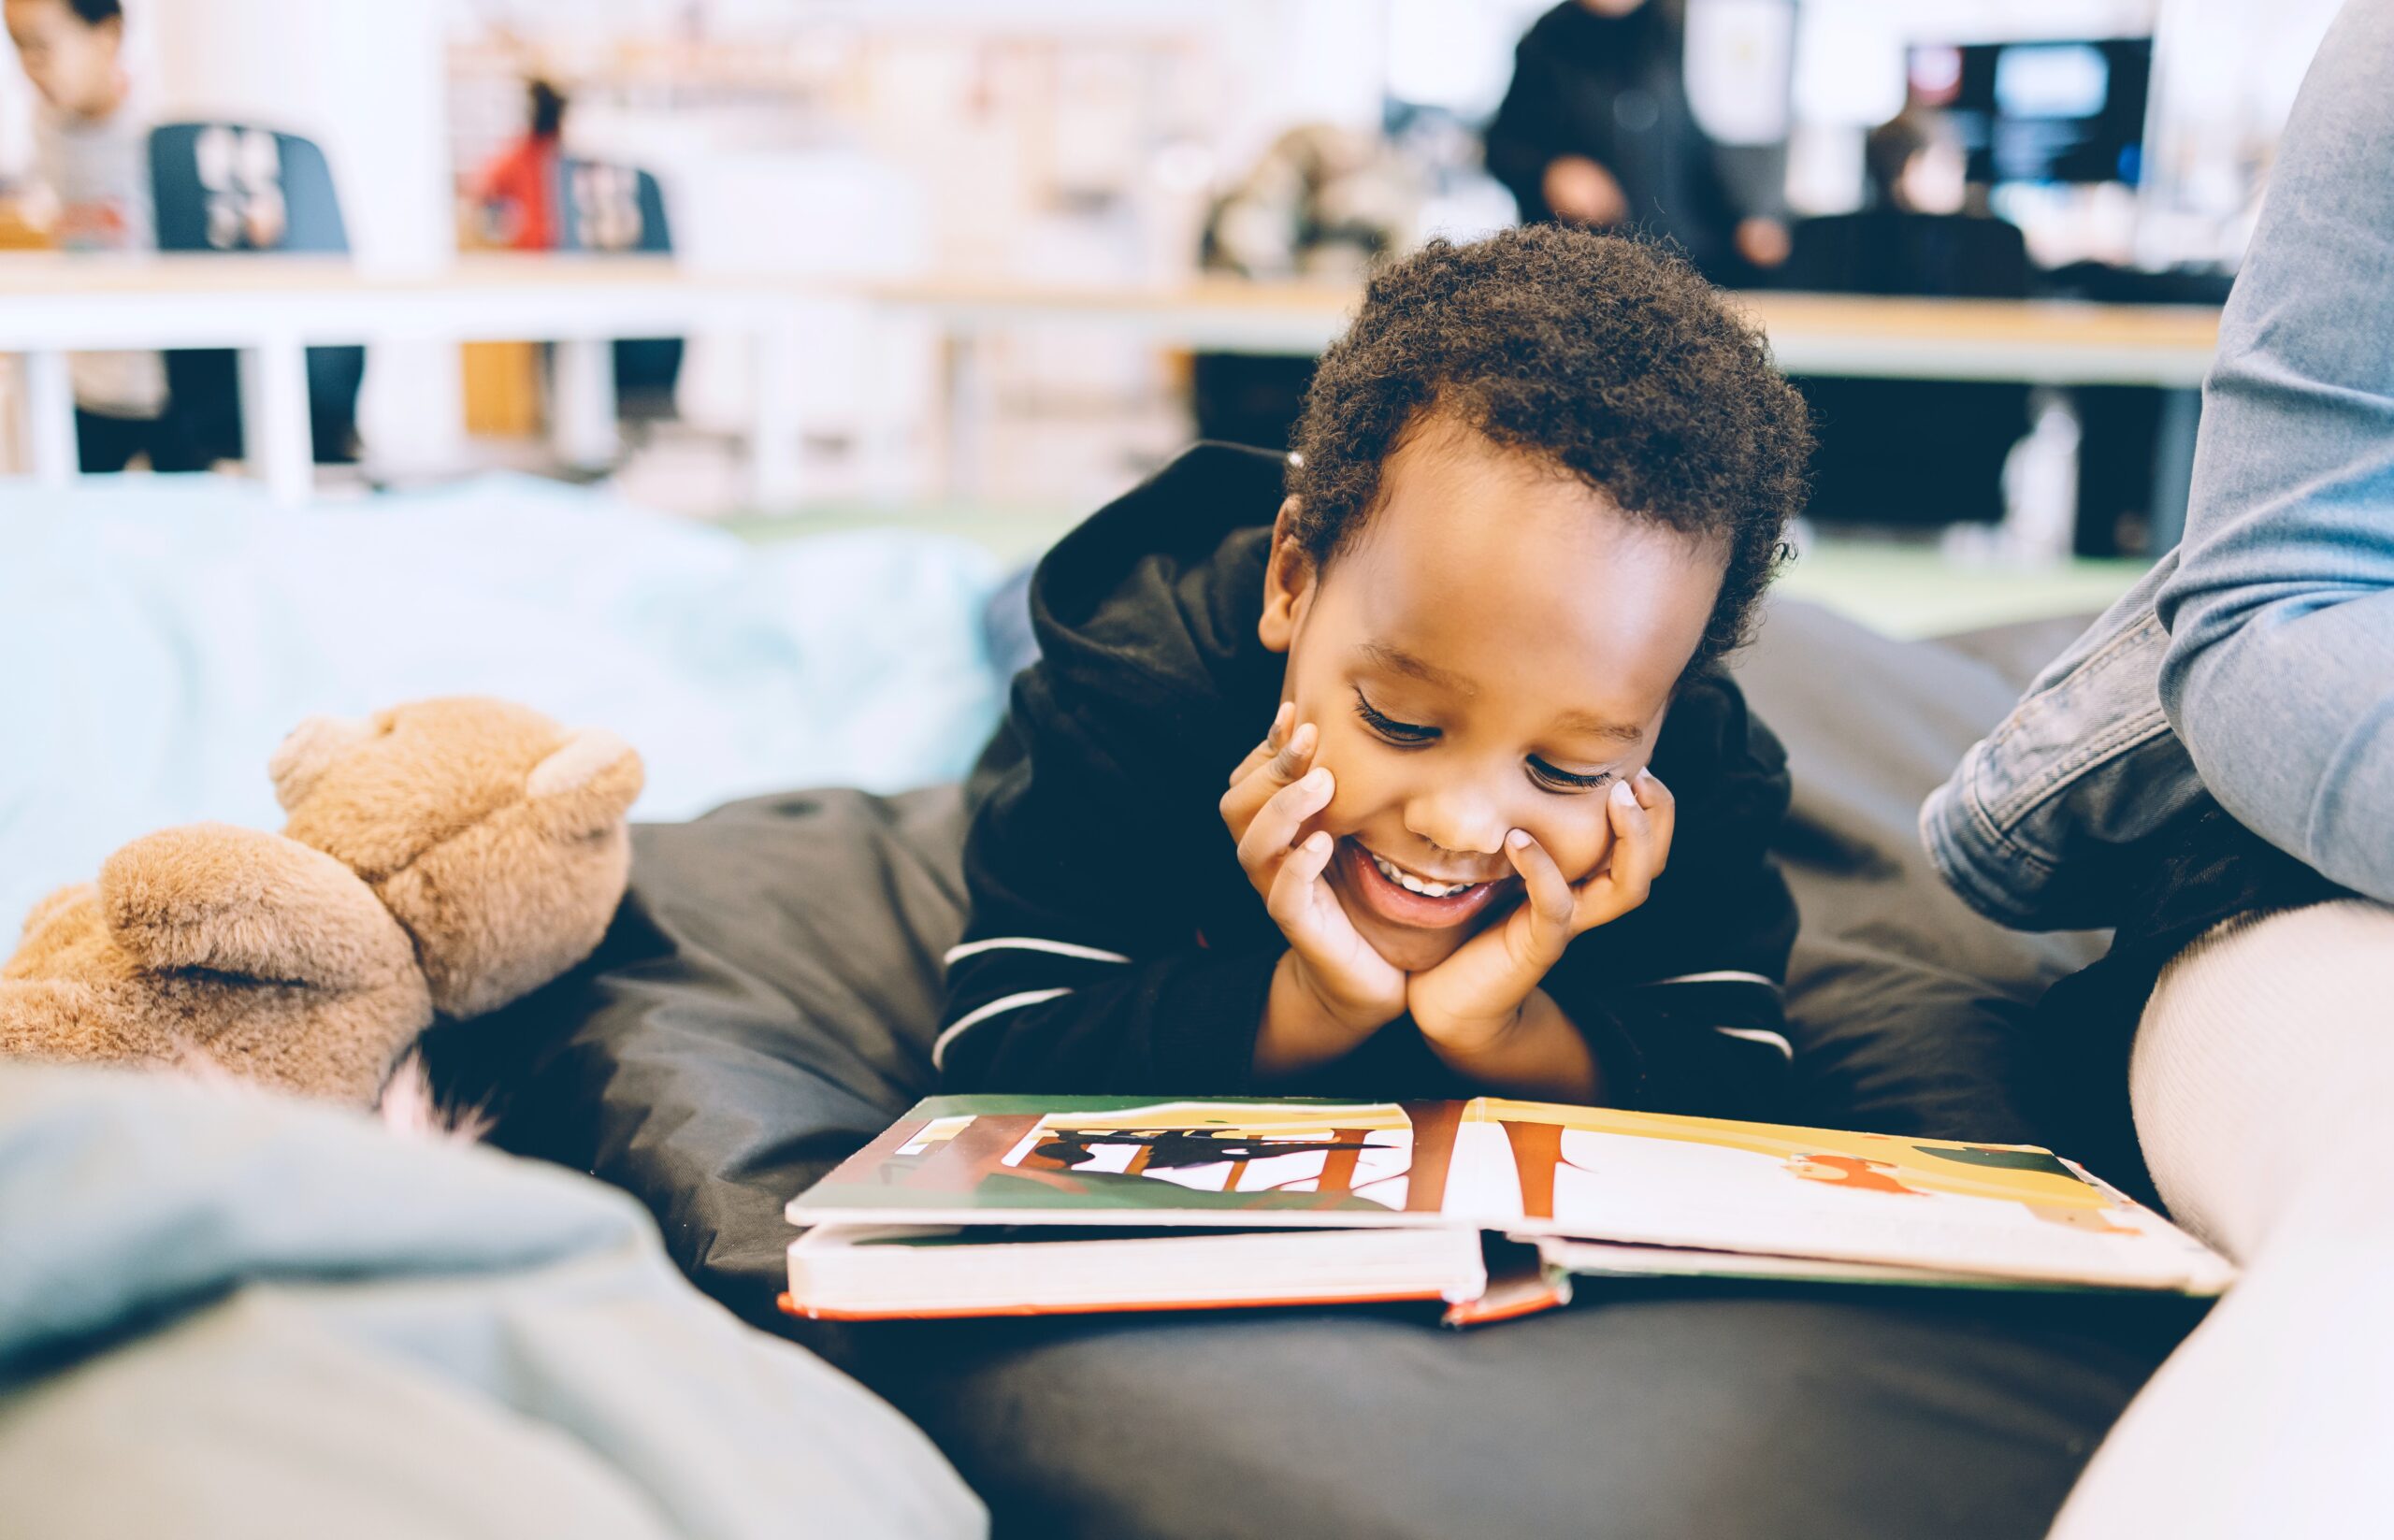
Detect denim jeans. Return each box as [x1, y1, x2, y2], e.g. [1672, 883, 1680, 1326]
[1924, 0, 2394, 926]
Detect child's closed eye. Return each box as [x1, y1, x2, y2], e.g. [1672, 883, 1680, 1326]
[1527, 757, 1614, 794]
[1352, 687, 1438, 745]
[1356, 686, 1615, 795]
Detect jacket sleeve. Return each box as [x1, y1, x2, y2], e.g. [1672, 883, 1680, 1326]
[937, 665, 1279, 1095]
[1484, 30, 1567, 221]
[2156, 0, 2394, 908]
[1541, 676, 1800, 1120]
[1542, 885, 1796, 1122]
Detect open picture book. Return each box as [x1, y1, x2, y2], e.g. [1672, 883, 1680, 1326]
[782, 1095, 2235, 1324]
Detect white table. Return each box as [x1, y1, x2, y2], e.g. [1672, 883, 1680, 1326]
[4, 258, 2228, 525]
[0, 253, 806, 507]
[870, 277, 2224, 538]
[871, 276, 2221, 377]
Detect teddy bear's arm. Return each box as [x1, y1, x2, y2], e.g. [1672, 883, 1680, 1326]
[100, 824, 418, 992]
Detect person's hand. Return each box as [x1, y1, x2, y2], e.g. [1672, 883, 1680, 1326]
[1541, 155, 1629, 226]
[1221, 703, 1407, 1036]
[1406, 770, 1675, 1056]
[1736, 215, 1791, 270]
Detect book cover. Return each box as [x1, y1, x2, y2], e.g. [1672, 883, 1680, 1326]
[782, 1223, 1492, 1321]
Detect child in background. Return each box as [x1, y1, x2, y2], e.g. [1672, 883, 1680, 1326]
[942, 226, 1812, 1112]
[475, 79, 569, 252]
[3, 0, 181, 470]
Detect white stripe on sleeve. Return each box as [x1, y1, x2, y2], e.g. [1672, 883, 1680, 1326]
[1713, 1026, 1794, 1059]
[943, 937, 1132, 966]
[930, 987, 1074, 1069]
[1643, 971, 1781, 989]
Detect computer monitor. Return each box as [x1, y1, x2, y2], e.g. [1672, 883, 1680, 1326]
[1907, 38, 2153, 187]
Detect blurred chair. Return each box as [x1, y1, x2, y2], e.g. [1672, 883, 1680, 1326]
[1780, 209, 2034, 531]
[555, 157, 682, 418]
[1770, 107, 2039, 532]
[147, 122, 366, 464]
[1781, 209, 2032, 301]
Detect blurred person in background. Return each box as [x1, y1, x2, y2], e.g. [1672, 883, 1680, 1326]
[1484, 0, 1785, 283]
[1780, 108, 2033, 531]
[3, 0, 190, 471]
[476, 78, 569, 252]
[1782, 109, 2029, 298]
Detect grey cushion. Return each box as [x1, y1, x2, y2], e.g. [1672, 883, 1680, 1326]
[427, 598, 2190, 1540]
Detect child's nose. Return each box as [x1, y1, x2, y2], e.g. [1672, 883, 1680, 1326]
[1402, 780, 1510, 860]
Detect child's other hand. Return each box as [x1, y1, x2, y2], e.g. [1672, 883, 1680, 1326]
[1407, 770, 1675, 1057]
[1221, 704, 1406, 1034]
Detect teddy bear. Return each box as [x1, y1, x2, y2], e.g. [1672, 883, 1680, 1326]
[0, 698, 643, 1105]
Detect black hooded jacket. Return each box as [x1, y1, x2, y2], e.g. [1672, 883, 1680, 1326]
[941, 443, 1798, 1114]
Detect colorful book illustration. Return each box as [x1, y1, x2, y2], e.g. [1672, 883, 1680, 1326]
[783, 1095, 2235, 1321]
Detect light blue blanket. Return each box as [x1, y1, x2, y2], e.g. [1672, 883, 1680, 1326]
[0, 475, 1009, 934]
[0, 1061, 986, 1538]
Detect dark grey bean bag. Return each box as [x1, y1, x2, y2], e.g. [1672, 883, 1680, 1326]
[426, 598, 2197, 1540]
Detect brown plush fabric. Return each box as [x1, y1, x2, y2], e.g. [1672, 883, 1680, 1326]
[0, 698, 642, 1104]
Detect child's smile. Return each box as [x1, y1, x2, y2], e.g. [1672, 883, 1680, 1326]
[1332, 836, 1513, 930]
[1258, 410, 1723, 973]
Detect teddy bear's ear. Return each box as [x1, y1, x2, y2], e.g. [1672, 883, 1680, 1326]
[268, 714, 375, 813]
[526, 727, 643, 832]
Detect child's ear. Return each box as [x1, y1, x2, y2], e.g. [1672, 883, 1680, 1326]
[1259, 497, 1316, 655]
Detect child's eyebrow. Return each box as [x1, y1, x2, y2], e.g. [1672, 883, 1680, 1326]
[1551, 711, 1646, 746]
[1361, 641, 1477, 697]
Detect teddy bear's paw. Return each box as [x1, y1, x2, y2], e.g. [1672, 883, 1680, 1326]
[0, 978, 164, 1066]
[100, 825, 418, 991]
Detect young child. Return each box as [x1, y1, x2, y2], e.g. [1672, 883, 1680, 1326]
[3, 0, 171, 469]
[943, 227, 1811, 1112]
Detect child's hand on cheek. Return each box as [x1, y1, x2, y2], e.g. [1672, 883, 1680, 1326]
[1406, 770, 1675, 1083]
[1222, 704, 1408, 1041]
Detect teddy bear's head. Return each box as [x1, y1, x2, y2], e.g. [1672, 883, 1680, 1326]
[267, 698, 644, 1019]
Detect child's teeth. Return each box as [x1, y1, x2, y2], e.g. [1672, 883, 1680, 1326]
[1369, 851, 1475, 899]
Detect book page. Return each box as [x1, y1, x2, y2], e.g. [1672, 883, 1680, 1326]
[1467, 1101, 2231, 1291]
[788, 1095, 2232, 1290]
[791, 1096, 1464, 1227]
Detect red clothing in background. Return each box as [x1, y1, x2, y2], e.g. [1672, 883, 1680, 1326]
[477, 135, 559, 251]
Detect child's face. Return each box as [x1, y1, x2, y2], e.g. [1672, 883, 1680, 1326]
[5, 0, 121, 119]
[1261, 415, 1722, 972]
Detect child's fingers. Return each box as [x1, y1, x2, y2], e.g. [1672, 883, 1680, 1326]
[1504, 828, 1577, 950]
[1227, 701, 1295, 787]
[1266, 719, 1317, 783]
[1632, 769, 1676, 876]
[1576, 780, 1661, 926]
[1265, 829, 1337, 931]
[1235, 765, 1334, 874]
[1219, 721, 1318, 836]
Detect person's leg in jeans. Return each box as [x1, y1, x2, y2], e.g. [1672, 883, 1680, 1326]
[2049, 900, 2394, 1538]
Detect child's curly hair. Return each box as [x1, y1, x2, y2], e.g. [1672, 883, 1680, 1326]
[1286, 226, 1811, 669]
